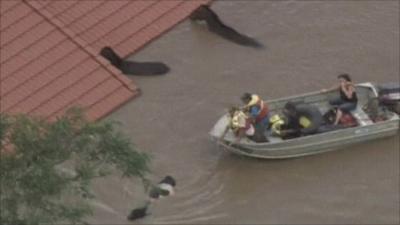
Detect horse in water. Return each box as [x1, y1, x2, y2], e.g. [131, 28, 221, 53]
[190, 5, 264, 49]
[100, 46, 170, 76]
[127, 176, 176, 221]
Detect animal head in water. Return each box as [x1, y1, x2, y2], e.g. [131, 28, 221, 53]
[160, 175, 176, 187]
[127, 205, 148, 221]
[149, 188, 161, 199]
[99, 46, 122, 67]
[189, 5, 212, 21]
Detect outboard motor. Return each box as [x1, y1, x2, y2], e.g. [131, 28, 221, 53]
[377, 82, 400, 114]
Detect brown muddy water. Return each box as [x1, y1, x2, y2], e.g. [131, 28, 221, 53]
[88, 1, 399, 224]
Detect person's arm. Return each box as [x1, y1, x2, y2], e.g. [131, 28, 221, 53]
[322, 84, 339, 92]
[280, 128, 298, 136]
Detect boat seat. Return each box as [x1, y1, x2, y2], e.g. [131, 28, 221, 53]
[351, 105, 374, 126]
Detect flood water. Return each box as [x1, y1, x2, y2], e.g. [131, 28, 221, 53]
[88, 1, 399, 224]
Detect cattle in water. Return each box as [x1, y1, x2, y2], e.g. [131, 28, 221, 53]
[190, 5, 264, 49]
[100, 46, 170, 76]
[127, 176, 176, 221]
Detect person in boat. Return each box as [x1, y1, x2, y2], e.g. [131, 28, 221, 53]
[323, 74, 358, 125]
[269, 114, 286, 137]
[241, 93, 270, 130]
[219, 107, 267, 144]
[280, 101, 323, 138]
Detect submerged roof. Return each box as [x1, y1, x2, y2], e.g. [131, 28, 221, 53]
[0, 0, 209, 121]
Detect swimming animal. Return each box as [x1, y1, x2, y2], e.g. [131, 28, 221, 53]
[127, 175, 176, 221]
[100, 46, 170, 76]
[149, 175, 176, 200]
[190, 5, 263, 48]
[127, 202, 150, 221]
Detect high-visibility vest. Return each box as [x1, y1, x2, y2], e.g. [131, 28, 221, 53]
[269, 114, 285, 135]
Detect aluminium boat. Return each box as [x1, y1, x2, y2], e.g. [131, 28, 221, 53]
[209, 83, 399, 159]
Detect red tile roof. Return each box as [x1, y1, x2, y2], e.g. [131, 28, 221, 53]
[1, 0, 209, 121]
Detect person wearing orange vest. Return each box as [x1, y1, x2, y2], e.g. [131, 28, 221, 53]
[241, 93, 270, 129]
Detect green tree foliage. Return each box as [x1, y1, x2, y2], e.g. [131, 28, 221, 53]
[0, 109, 150, 225]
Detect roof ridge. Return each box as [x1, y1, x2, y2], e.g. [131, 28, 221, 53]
[23, 0, 138, 93]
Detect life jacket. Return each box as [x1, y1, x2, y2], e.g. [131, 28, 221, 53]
[299, 116, 311, 128]
[246, 94, 269, 123]
[230, 111, 255, 136]
[269, 114, 285, 135]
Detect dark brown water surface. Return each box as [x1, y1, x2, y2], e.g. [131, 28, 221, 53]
[88, 1, 399, 224]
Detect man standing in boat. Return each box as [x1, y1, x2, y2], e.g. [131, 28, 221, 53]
[241, 93, 270, 130]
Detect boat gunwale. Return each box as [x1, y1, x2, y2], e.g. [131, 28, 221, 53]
[222, 120, 399, 151]
[218, 126, 398, 159]
[233, 114, 399, 146]
[264, 82, 379, 105]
